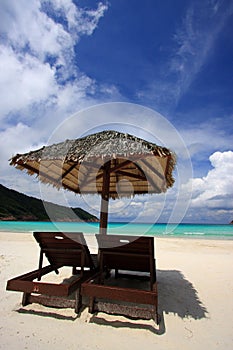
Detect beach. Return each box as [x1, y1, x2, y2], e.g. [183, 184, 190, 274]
[0, 232, 233, 350]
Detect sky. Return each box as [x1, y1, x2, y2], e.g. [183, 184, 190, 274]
[0, 0, 233, 224]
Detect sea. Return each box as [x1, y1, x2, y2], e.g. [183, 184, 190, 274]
[0, 221, 233, 240]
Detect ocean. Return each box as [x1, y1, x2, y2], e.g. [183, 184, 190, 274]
[0, 221, 233, 239]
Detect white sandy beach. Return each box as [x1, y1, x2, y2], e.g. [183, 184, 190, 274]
[0, 231, 233, 350]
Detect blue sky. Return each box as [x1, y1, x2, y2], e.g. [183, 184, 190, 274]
[0, 0, 232, 224]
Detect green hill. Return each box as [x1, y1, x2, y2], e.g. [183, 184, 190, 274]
[0, 184, 98, 222]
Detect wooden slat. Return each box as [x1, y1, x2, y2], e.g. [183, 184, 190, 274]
[101, 256, 150, 272]
[6, 265, 57, 283]
[82, 283, 157, 305]
[96, 236, 155, 279]
[7, 279, 69, 296]
[33, 232, 95, 270]
[96, 235, 153, 246]
[7, 268, 96, 297]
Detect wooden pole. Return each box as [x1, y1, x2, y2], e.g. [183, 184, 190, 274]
[99, 161, 111, 235]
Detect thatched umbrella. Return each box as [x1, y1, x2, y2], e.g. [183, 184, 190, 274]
[10, 130, 176, 234]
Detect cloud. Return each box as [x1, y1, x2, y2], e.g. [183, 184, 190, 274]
[0, 45, 56, 119]
[185, 151, 233, 211]
[0, 3, 110, 149]
[0, 0, 108, 59]
[172, 150, 233, 223]
[0, 0, 109, 123]
[1, 0, 73, 63]
[0, 122, 46, 186]
[42, 0, 108, 36]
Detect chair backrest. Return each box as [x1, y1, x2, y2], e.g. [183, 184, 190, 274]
[96, 234, 154, 272]
[34, 232, 95, 269]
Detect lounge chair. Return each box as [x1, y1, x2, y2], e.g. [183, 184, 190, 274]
[81, 234, 160, 324]
[6, 232, 96, 313]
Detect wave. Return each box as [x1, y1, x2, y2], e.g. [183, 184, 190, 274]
[184, 231, 205, 235]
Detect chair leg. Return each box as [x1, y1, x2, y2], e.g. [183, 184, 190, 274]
[105, 268, 111, 279]
[38, 250, 43, 281]
[150, 258, 156, 290]
[74, 288, 82, 313]
[89, 297, 95, 313]
[154, 258, 157, 282]
[155, 312, 161, 325]
[22, 292, 30, 306]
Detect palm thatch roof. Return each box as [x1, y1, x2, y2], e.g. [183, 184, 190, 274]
[10, 130, 176, 199]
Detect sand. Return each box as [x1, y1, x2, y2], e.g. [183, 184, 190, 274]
[0, 231, 233, 350]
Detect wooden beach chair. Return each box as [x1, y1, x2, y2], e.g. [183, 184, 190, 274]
[6, 232, 97, 313]
[81, 234, 160, 324]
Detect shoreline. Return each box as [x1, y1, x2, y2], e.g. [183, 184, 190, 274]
[1, 230, 233, 242]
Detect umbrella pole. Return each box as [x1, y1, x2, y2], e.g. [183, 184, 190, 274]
[99, 161, 111, 235]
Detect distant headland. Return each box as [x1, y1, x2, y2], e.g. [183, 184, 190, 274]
[0, 184, 99, 222]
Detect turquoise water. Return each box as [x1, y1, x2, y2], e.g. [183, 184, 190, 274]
[0, 221, 233, 239]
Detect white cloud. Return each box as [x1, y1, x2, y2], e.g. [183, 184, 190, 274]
[0, 0, 109, 122]
[185, 151, 233, 211]
[0, 0, 73, 62]
[0, 45, 56, 118]
[0, 123, 44, 171]
[43, 0, 108, 37]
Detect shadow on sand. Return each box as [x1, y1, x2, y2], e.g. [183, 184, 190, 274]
[17, 307, 79, 321]
[157, 269, 207, 320]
